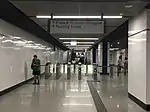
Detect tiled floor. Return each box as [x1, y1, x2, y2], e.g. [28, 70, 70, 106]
[94, 74, 149, 112]
[0, 70, 149, 112]
[0, 75, 97, 112]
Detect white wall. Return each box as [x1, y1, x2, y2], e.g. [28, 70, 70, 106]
[128, 31, 147, 103]
[128, 10, 147, 36]
[146, 10, 150, 104]
[128, 10, 147, 104]
[0, 19, 52, 92]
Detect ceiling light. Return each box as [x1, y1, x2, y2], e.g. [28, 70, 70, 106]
[59, 38, 99, 40]
[71, 41, 77, 45]
[67, 45, 92, 47]
[64, 42, 94, 44]
[103, 16, 122, 19]
[37, 15, 122, 19]
[120, 13, 124, 16]
[36, 15, 51, 18]
[53, 16, 101, 19]
[125, 4, 133, 8]
[117, 41, 120, 44]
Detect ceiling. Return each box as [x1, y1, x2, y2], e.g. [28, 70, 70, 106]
[10, 0, 148, 51]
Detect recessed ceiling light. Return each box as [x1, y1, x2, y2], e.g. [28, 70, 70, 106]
[125, 4, 133, 8]
[59, 38, 99, 40]
[103, 16, 122, 19]
[63, 42, 94, 44]
[70, 41, 77, 45]
[67, 45, 92, 47]
[36, 15, 51, 18]
[120, 13, 124, 16]
[53, 16, 101, 19]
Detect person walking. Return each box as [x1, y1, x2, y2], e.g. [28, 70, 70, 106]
[31, 55, 41, 85]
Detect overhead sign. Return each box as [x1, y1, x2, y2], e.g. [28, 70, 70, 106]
[50, 20, 104, 34]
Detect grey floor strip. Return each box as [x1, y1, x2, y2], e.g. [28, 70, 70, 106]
[87, 81, 107, 112]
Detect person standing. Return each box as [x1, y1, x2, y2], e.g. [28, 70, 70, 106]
[124, 57, 128, 75]
[117, 55, 122, 76]
[31, 55, 41, 85]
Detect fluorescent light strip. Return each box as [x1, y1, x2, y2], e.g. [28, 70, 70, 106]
[36, 15, 122, 19]
[60, 38, 99, 40]
[63, 42, 94, 44]
[36, 16, 51, 18]
[67, 45, 92, 47]
[53, 16, 101, 19]
[103, 16, 122, 18]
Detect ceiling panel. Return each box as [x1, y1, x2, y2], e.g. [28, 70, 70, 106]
[10, 1, 148, 50]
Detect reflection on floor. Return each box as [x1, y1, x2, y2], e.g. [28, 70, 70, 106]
[0, 75, 96, 112]
[94, 74, 149, 112]
[0, 72, 149, 112]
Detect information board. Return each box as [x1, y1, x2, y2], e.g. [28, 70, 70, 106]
[50, 20, 104, 34]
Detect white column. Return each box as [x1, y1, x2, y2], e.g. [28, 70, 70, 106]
[97, 43, 103, 72]
[128, 9, 150, 108]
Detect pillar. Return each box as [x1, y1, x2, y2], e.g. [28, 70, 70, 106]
[92, 45, 98, 64]
[128, 9, 150, 111]
[101, 42, 109, 75]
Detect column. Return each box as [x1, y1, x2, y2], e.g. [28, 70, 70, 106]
[97, 43, 103, 72]
[101, 42, 109, 75]
[92, 45, 98, 64]
[128, 9, 150, 111]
